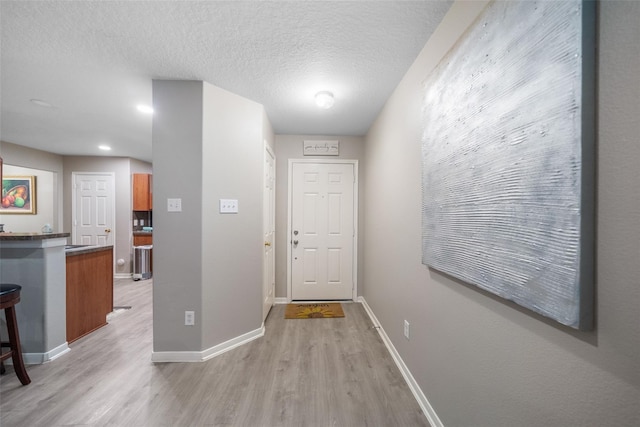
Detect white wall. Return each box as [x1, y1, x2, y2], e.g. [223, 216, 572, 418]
[274, 135, 365, 299]
[363, 1, 640, 426]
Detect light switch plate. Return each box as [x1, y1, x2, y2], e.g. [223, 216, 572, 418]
[167, 198, 182, 212]
[219, 199, 238, 213]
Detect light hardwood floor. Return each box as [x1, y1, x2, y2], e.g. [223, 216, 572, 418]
[1, 278, 429, 426]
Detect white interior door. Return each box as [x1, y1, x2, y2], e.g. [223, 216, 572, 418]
[263, 144, 276, 321]
[290, 162, 356, 300]
[73, 172, 115, 246]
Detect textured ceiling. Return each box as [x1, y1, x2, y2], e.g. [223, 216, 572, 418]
[1, 1, 452, 162]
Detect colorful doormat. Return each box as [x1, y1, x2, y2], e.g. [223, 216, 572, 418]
[285, 303, 345, 319]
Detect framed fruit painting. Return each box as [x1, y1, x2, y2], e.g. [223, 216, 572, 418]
[1, 175, 36, 214]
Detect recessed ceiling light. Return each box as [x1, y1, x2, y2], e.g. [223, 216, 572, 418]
[98, 145, 112, 151]
[315, 91, 335, 109]
[136, 104, 154, 114]
[30, 99, 54, 108]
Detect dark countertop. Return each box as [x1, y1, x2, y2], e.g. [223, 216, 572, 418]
[0, 232, 70, 241]
[65, 245, 113, 257]
[133, 231, 153, 235]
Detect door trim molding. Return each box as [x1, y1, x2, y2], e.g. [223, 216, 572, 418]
[71, 172, 116, 275]
[263, 142, 276, 321]
[71, 171, 116, 244]
[286, 159, 359, 302]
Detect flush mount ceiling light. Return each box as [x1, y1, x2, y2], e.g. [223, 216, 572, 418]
[136, 104, 154, 114]
[315, 91, 334, 109]
[98, 145, 112, 151]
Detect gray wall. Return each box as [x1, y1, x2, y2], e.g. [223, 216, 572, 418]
[152, 80, 204, 351]
[1, 164, 56, 233]
[130, 158, 152, 175]
[0, 141, 64, 232]
[274, 135, 365, 299]
[363, 1, 640, 426]
[62, 156, 148, 276]
[201, 82, 266, 347]
[153, 80, 271, 353]
[1, 142, 151, 275]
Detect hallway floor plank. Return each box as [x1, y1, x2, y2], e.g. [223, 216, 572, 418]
[0, 278, 428, 426]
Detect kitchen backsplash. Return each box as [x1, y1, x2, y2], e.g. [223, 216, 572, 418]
[132, 210, 152, 230]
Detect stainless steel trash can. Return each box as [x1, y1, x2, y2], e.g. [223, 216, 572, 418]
[133, 245, 152, 280]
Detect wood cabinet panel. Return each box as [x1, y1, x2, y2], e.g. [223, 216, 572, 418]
[66, 248, 114, 343]
[133, 234, 152, 246]
[133, 173, 152, 211]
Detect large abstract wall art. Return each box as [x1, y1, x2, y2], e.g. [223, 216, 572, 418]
[421, 0, 595, 329]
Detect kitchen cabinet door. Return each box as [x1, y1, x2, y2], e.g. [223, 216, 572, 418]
[66, 248, 113, 343]
[133, 173, 152, 211]
[133, 234, 152, 246]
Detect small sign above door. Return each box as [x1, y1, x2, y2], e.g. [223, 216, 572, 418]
[303, 140, 339, 156]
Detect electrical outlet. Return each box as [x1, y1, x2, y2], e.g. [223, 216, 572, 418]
[185, 311, 195, 326]
[404, 320, 410, 340]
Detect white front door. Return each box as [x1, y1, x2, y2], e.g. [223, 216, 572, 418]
[290, 162, 356, 300]
[263, 144, 276, 321]
[72, 172, 115, 246]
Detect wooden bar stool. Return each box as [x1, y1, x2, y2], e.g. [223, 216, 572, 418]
[0, 284, 31, 385]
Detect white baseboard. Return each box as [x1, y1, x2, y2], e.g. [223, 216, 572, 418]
[21, 342, 70, 365]
[114, 273, 133, 279]
[358, 297, 443, 427]
[274, 297, 288, 304]
[151, 325, 265, 363]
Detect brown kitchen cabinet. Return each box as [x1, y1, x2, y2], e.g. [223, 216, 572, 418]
[66, 247, 114, 343]
[133, 233, 152, 246]
[133, 173, 152, 211]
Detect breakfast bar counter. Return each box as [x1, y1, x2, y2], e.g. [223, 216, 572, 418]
[0, 232, 70, 241]
[0, 232, 70, 363]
